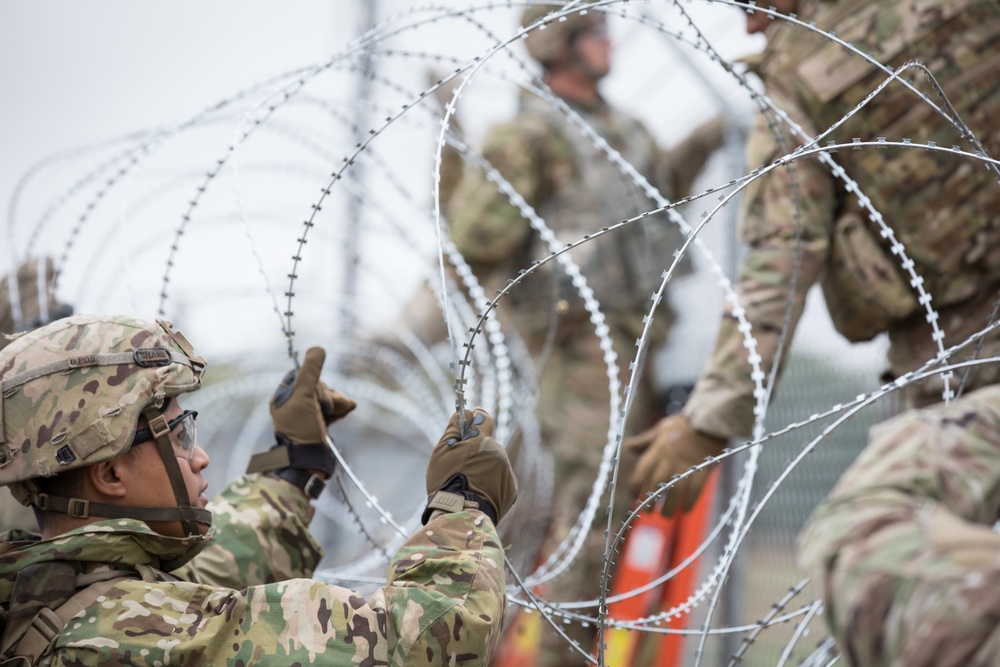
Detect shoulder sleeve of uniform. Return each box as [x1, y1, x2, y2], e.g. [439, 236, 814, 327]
[380, 508, 507, 664]
[800, 385, 1000, 578]
[176, 473, 322, 587]
[684, 86, 835, 440]
[448, 115, 573, 267]
[798, 386, 1000, 666]
[827, 385, 1000, 526]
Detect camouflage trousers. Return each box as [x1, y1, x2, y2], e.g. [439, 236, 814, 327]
[889, 288, 1000, 408]
[819, 497, 1000, 667]
[526, 322, 657, 667]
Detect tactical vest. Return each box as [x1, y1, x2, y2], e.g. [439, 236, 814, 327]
[508, 96, 687, 333]
[768, 0, 1000, 341]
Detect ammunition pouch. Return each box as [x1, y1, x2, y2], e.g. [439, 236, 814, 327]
[822, 211, 919, 342]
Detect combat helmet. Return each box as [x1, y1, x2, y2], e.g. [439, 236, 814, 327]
[0, 314, 210, 536]
[521, 5, 607, 68]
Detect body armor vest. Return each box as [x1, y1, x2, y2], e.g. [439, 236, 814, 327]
[509, 96, 686, 329]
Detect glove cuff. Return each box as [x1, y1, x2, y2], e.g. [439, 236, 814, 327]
[269, 467, 326, 499]
[246, 442, 336, 477]
[421, 473, 498, 525]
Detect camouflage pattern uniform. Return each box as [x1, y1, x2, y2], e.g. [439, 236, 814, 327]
[0, 474, 506, 665]
[449, 91, 719, 664]
[0, 315, 508, 666]
[799, 384, 1000, 666]
[684, 0, 1000, 440]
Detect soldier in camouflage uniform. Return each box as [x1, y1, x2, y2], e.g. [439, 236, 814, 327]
[0, 257, 73, 533]
[799, 383, 1000, 666]
[628, 0, 1000, 516]
[448, 7, 724, 665]
[0, 314, 517, 665]
[0, 258, 73, 350]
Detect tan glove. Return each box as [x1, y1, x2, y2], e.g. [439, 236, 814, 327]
[626, 414, 727, 516]
[270, 347, 357, 445]
[424, 408, 518, 525]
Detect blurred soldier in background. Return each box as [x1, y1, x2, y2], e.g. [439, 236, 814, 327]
[448, 6, 725, 665]
[628, 0, 1000, 517]
[0, 314, 516, 665]
[0, 257, 72, 532]
[800, 384, 1000, 666]
[0, 257, 73, 350]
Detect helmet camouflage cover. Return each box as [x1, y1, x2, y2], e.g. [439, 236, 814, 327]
[0, 314, 206, 496]
[521, 5, 606, 66]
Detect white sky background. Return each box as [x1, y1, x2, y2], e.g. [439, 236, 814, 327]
[2, 0, 870, 380]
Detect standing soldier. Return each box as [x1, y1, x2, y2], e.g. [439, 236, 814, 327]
[448, 6, 724, 665]
[628, 0, 1000, 516]
[0, 257, 73, 349]
[799, 383, 1000, 666]
[0, 314, 516, 665]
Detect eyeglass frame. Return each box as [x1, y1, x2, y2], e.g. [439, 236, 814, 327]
[131, 409, 199, 460]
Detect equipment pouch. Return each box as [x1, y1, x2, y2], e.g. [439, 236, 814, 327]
[821, 211, 919, 342]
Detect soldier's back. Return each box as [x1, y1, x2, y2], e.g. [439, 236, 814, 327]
[766, 0, 1000, 306]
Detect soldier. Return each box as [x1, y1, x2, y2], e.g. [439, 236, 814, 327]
[0, 314, 517, 665]
[0, 257, 73, 350]
[799, 383, 1000, 666]
[448, 6, 724, 665]
[628, 0, 1000, 516]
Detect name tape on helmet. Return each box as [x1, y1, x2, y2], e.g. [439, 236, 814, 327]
[134, 348, 172, 367]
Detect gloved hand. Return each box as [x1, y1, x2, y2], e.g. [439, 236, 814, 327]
[270, 347, 356, 445]
[424, 408, 518, 525]
[626, 414, 727, 516]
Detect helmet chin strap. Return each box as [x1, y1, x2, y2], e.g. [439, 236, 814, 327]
[29, 492, 213, 533]
[141, 406, 208, 537]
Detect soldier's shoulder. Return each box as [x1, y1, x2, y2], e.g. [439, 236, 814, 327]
[774, 0, 976, 103]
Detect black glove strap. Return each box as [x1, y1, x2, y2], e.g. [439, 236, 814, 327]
[421, 473, 497, 525]
[246, 442, 336, 477]
[269, 468, 327, 500]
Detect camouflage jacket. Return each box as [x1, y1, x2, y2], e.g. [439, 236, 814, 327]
[685, 0, 1000, 439]
[0, 473, 507, 666]
[449, 92, 718, 343]
[799, 384, 1000, 666]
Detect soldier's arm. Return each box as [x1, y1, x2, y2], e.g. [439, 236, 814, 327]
[54, 508, 507, 665]
[683, 95, 835, 440]
[655, 116, 726, 202]
[381, 507, 507, 663]
[174, 473, 322, 587]
[798, 386, 1000, 666]
[448, 117, 565, 269]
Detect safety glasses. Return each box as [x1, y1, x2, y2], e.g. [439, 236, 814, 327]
[132, 410, 199, 461]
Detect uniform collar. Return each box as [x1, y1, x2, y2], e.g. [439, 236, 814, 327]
[0, 520, 212, 601]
